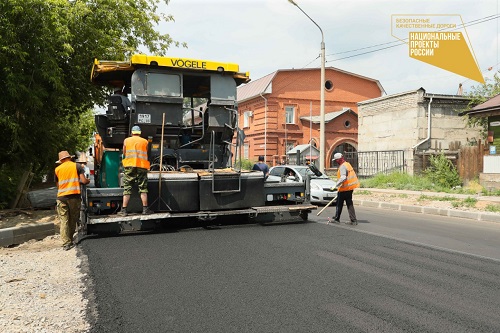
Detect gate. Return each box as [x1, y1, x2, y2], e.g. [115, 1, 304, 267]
[458, 142, 484, 182]
[344, 150, 406, 178]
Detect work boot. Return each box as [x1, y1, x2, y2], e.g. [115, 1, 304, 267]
[117, 208, 128, 217]
[142, 207, 153, 215]
[62, 243, 75, 251]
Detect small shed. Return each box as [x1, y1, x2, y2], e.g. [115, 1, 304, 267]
[459, 93, 500, 190]
[286, 144, 319, 165]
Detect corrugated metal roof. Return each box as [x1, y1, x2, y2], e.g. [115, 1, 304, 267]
[286, 144, 319, 155]
[300, 108, 355, 124]
[237, 71, 276, 102]
[472, 93, 500, 111]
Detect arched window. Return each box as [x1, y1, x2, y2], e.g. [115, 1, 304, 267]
[330, 142, 357, 166]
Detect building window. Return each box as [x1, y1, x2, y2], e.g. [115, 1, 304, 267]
[243, 143, 249, 159]
[344, 120, 351, 128]
[325, 80, 334, 91]
[243, 111, 252, 128]
[285, 106, 295, 124]
[285, 141, 295, 153]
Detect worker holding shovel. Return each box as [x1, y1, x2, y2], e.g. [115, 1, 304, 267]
[318, 153, 359, 224]
[331, 153, 359, 224]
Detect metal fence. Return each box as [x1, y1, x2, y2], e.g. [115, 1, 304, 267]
[344, 150, 406, 178]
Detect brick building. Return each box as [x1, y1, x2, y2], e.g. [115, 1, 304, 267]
[236, 68, 384, 168]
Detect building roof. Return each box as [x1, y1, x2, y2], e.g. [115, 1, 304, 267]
[286, 144, 319, 155]
[237, 71, 276, 102]
[358, 87, 470, 105]
[473, 93, 500, 111]
[237, 67, 384, 103]
[300, 108, 356, 124]
[459, 93, 500, 117]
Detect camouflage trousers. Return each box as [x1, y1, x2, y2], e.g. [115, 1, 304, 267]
[123, 167, 148, 195]
[56, 198, 81, 246]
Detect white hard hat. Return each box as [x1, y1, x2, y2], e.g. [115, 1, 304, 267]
[333, 153, 343, 160]
[131, 125, 141, 134]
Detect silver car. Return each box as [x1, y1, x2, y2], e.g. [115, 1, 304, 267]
[267, 165, 337, 204]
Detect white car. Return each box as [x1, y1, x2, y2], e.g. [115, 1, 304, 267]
[266, 165, 338, 205]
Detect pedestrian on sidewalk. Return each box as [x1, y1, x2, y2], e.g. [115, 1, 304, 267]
[55, 151, 90, 250]
[118, 125, 152, 216]
[332, 153, 359, 225]
[252, 155, 269, 178]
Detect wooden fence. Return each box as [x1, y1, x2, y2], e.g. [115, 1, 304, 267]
[458, 140, 484, 182]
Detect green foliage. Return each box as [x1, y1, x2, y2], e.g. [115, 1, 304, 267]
[462, 72, 500, 138]
[418, 195, 457, 202]
[355, 190, 372, 195]
[0, 165, 27, 209]
[360, 172, 438, 191]
[486, 204, 500, 212]
[234, 159, 255, 171]
[424, 154, 461, 188]
[0, 0, 184, 204]
[463, 197, 478, 207]
[418, 194, 477, 208]
[360, 170, 491, 194]
[482, 188, 500, 196]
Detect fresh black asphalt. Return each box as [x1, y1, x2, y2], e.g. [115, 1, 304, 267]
[80, 213, 500, 333]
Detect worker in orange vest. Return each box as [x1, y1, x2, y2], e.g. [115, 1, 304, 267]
[118, 125, 152, 216]
[55, 151, 90, 250]
[332, 153, 359, 225]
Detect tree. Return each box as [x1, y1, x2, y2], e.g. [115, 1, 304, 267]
[0, 0, 185, 206]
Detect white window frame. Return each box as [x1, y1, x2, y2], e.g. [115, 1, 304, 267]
[243, 143, 249, 159]
[243, 111, 252, 128]
[285, 106, 295, 124]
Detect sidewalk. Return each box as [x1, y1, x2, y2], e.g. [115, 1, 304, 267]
[354, 188, 500, 223]
[361, 187, 500, 203]
[1, 188, 500, 247]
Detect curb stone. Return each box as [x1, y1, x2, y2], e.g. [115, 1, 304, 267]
[355, 199, 500, 223]
[0, 222, 55, 247]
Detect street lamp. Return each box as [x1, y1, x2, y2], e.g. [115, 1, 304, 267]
[288, 0, 326, 172]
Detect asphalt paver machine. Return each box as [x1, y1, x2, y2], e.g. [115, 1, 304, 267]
[82, 54, 316, 235]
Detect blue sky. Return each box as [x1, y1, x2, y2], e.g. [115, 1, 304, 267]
[157, 0, 499, 96]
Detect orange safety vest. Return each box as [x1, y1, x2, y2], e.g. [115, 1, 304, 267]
[122, 135, 150, 169]
[337, 161, 359, 192]
[55, 161, 81, 197]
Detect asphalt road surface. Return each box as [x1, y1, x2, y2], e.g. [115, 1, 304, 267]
[81, 208, 500, 333]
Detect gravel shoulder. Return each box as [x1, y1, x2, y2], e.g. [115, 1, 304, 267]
[0, 235, 90, 333]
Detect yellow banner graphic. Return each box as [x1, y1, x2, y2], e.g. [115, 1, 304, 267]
[392, 15, 484, 84]
[409, 32, 484, 83]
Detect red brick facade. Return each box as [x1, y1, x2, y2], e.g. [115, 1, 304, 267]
[237, 68, 383, 168]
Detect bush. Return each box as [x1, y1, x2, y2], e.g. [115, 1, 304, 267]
[0, 165, 30, 209]
[234, 159, 254, 171]
[424, 154, 461, 188]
